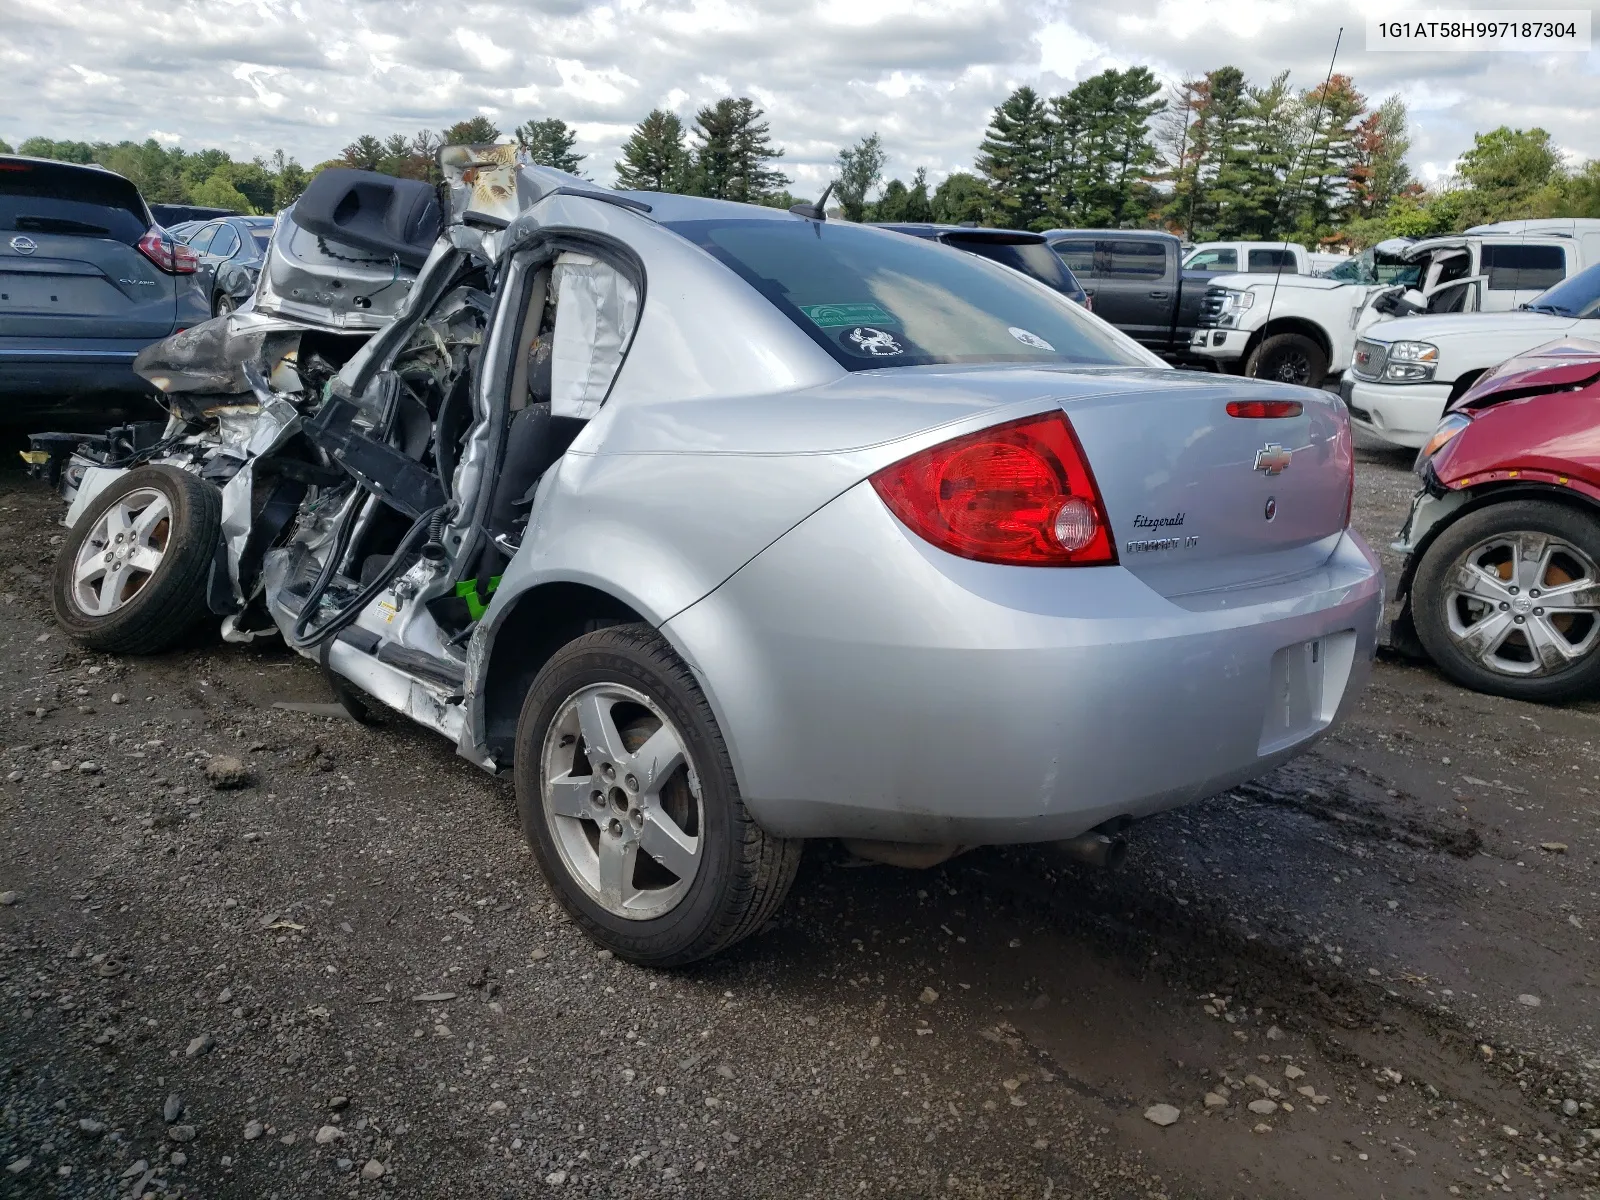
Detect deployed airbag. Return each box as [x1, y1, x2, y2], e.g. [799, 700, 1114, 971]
[549, 252, 638, 420]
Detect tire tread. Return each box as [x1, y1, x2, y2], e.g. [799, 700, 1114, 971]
[516, 623, 802, 966]
[51, 466, 222, 655]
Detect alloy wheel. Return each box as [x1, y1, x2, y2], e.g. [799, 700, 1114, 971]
[539, 682, 704, 920]
[1442, 531, 1600, 677]
[68, 488, 172, 618]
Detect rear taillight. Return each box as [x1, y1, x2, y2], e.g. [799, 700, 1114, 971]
[870, 411, 1116, 566]
[1226, 400, 1302, 418]
[137, 228, 198, 274]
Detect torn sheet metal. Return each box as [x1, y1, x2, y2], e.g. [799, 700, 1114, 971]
[440, 143, 529, 227]
[133, 314, 303, 401]
[548, 252, 639, 420]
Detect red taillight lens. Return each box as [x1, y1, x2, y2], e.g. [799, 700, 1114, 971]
[137, 228, 198, 274]
[1226, 399, 1303, 419]
[870, 411, 1117, 566]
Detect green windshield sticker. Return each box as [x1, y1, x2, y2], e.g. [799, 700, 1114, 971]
[798, 302, 898, 328]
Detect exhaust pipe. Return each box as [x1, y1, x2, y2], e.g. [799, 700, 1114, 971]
[1055, 831, 1127, 870]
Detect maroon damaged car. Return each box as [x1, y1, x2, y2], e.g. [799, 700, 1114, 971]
[1393, 338, 1600, 701]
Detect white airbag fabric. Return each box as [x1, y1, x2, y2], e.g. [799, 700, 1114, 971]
[549, 252, 638, 419]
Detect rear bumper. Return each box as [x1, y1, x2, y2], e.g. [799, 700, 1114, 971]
[663, 482, 1383, 845]
[0, 343, 161, 398]
[1341, 377, 1451, 449]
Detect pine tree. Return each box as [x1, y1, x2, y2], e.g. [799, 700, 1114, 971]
[340, 135, 385, 171]
[1289, 74, 1367, 236]
[835, 133, 886, 222]
[1048, 68, 1165, 227]
[690, 98, 789, 203]
[1166, 67, 1253, 239]
[1235, 72, 1298, 237]
[442, 117, 501, 146]
[516, 118, 585, 175]
[615, 110, 690, 191]
[976, 86, 1052, 229]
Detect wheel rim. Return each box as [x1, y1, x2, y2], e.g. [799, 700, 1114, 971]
[540, 683, 704, 921]
[69, 488, 172, 618]
[1264, 348, 1311, 385]
[1442, 531, 1600, 677]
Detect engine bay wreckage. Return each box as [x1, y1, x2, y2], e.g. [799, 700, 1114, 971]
[27, 146, 647, 771]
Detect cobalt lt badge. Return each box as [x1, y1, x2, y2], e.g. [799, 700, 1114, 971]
[1254, 443, 1292, 475]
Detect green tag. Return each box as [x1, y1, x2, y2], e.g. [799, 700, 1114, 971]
[454, 575, 502, 621]
[798, 302, 898, 328]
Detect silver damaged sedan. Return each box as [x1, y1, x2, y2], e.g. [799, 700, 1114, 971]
[38, 155, 1383, 964]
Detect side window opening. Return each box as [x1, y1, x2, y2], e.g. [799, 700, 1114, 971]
[1247, 249, 1295, 273]
[486, 249, 640, 548]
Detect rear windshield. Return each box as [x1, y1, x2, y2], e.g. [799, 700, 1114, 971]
[249, 229, 273, 251]
[0, 160, 148, 245]
[941, 236, 1081, 295]
[666, 218, 1141, 372]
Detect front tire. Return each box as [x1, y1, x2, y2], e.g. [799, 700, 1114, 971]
[1247, 332, 1329, 389]
[51, 466, 222, 654]
[1412, 499, 1600, 702]
[514, 624, 802, 966]
[212, 292, 236, 318]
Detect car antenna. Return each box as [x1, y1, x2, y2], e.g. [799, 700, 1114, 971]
[790, 182, 835, 222]
[1260, 27, 1343, 356]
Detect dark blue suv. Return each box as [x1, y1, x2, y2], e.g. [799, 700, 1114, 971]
[871, 224, 1092, 308]
[1, 155, 210, 402]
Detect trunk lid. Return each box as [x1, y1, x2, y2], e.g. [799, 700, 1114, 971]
[1, 157, 175, 340]
[1060, 373, 1352, 597]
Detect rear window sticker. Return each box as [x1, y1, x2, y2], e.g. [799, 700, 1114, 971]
[799, 302, 898, 328]
[1008, 326, 1055, 351]
[843, 326, 904, 357]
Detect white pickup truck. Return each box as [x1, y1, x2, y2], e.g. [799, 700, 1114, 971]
[1183, 241, 1310, 275]
[1342, 259, 1600, 448]
[1189, 221, 1600, 388]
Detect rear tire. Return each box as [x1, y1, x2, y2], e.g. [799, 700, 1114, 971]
[1247, 332, 1329, 389]
[1412, 499, 1600, 702]
[514, 624, 802, 966]
[51, 466, 221, 654]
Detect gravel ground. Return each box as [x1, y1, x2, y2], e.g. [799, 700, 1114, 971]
[2, 435, 1598, 1200]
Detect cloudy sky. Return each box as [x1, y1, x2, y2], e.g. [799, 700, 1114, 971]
[3, 0, 1598, 196]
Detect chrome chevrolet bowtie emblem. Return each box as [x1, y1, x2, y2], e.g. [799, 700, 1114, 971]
[9, 235, 37, 255]
[1254, 443, 1292, 475]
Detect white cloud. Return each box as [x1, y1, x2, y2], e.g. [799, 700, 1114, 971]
[0, 0, 1594, 197]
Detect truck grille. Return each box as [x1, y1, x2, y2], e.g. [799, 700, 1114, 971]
[1350, 339, 1387, 381]
[1198, 287, 1227, 328]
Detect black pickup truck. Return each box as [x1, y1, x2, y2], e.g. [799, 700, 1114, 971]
[1041, 229, 1214, 361]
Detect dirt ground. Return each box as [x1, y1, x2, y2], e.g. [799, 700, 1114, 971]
[1, 434, 1597, 1200]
